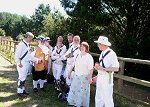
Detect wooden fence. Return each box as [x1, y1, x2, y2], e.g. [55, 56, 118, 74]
[0, 36, 150, 105]
[0, 37, 18, 64]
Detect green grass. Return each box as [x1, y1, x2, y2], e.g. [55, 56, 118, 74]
[114, 94, 150, 107]
[0, 64, 150, 107]
[0, 65, 69, 107]
[0, 64, 95, 107]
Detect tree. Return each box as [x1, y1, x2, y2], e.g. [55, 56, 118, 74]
[31, 4, 51, 35]
[60, 0, 150, 59]
[60, 0, 150, 80]
[42, 13, 55, 36]
[0, 12, 30, 39]
[0, 28, 6, 36]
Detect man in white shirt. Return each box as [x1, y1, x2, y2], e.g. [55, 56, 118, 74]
[93, 36, 119, 107]
[15, 32, 34, 97]
[64, 35, 80, 86]
[45, 37, 53, 74]
[51, 38, 66, 80]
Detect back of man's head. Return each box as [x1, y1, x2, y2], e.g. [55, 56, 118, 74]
[25, 32, 34, 38]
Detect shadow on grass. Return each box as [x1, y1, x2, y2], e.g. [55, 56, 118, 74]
[1, 64, 16, 69]
[0, 70, 17, 82]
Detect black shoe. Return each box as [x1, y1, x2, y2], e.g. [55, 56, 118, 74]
[23, 90, 29, 95]
[17, 93, 27, 97]
[33, 88, 38, 92]
[40, 88, 45, 91]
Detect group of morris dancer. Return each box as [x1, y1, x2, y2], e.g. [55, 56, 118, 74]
[15, 32, 119, 107]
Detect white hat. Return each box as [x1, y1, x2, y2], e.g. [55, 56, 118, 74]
[94, 36, 111, 46]
[46, 37, 51, 41]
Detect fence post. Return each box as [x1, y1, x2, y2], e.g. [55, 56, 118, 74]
[9, 41, 11, 51]
[6, 38, 8, 50]
[14, 41, 17, 54]
[9, 41, 12, 60]
[117, 60, 125, 92]
[0, 37, 2, 51]
[4, 39, 5, 50]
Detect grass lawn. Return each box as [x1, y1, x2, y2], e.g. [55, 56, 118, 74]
[0, 62, 149, 107]
[0, 64, 69, 107]
[0, 63, 95, 107]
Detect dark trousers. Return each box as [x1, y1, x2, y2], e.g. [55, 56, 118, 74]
[32, 67, 47, 80]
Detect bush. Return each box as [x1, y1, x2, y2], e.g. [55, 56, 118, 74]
[0, 28, 6, 36]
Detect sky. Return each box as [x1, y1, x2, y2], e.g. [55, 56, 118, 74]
[0, 0, 67, 17]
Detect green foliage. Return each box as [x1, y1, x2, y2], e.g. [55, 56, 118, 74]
[0, 28, 6, 36]
[31, 4, 51, 35]
[60, 0, 150, 59]
[0, 12, 31, 39]
[42, 13, 55, 36]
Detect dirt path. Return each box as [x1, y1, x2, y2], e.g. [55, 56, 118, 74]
[0, 55, 14, 70]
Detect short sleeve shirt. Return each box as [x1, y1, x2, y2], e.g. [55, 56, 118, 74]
[74, 53, 94, 76]
[98, 47, 119, 75]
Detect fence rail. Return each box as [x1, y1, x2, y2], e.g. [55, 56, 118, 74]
[0, 36, 150, 105]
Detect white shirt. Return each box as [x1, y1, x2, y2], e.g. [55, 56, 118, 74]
[51, 45, 66, 62]
[69, 42, 73, 49]
[64, 44, 80, 64]
[98, 47, 119, 75]
[74, 53, 94, 76]
[49, 46, 53, 56]
[15, 40, 30, 64]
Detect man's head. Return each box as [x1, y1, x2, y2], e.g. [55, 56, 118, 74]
[25, 32, 34, 43]
[36, 36, 46, 45]
[57, 40, 63, 48]
[73, 35, 80, 45]
[67, 33, 74, 44]
[94, 36, 111, 51]
[57, 36, 63, 42]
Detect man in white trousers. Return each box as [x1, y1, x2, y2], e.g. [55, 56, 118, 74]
[45, 37, 53, 74]
[51, 37, 66, 81]
[15, 32, 34, 97]
[93, 36, 119, 107]
[64, 35, 80, 86]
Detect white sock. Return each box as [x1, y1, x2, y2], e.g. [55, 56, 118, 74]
[33, 80, 38, 88]
[40, 80, 44, 88]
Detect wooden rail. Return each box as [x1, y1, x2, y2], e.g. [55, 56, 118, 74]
[90, 52, 150, 84]
[0, 37, 150, 105]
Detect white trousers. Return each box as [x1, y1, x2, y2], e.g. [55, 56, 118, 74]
[95, 74, 114, 107]
[17, 61, 32, 93]
[47, 58, 52, 74]
[52, 62, 63, 80]
[65, 63, 74, 86]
